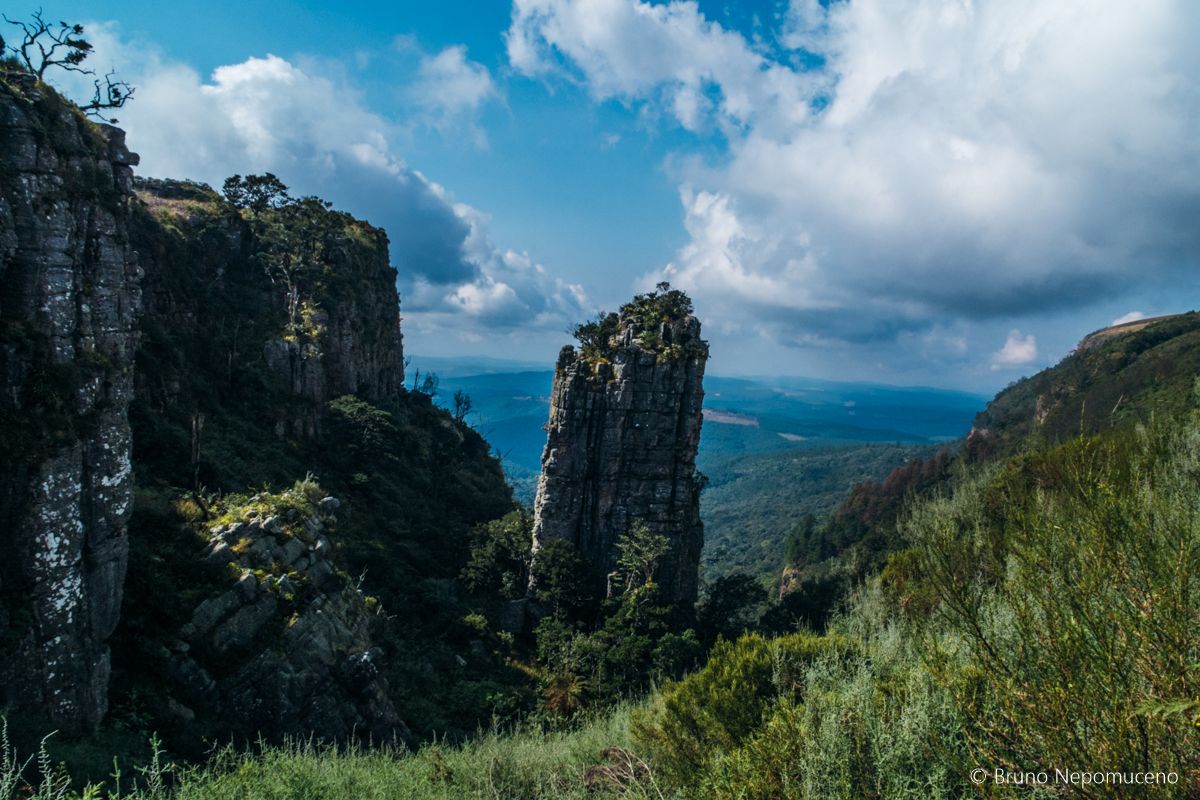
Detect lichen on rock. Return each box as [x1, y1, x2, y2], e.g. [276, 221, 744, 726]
[0, 78, 141, 734]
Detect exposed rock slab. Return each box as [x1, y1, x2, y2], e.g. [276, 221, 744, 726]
[165, 490, 406, 743]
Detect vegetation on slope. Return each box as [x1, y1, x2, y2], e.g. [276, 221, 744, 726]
[701, 443, 938, 581]
[964, 311, 1200, 461]
[13, 402, 1198, 798]
[776, 313, 1200, 612]
[572, 282, 705, 363]
[112, 177, 521, 748]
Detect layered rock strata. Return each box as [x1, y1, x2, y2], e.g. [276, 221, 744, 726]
[0, 79, 141, 733]
[531, 296, 708, 606]
[166, 489, 406, 742]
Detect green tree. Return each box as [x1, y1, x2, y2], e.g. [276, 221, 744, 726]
[697, 573, 768, 647]
[462, 509, 532, 600]
[452, 389, 473, 424]
[222, 173, 291, 212]
[781, 513, 818, 565]
[256, 195, 340, 332]
[530, 538, 589, 618]
[613, 521, 669, 595]
[571, 311, 619, 361]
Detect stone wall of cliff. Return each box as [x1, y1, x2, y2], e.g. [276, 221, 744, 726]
[531, 291, 708, 607]
[0, 73, 513, 744]
[131, 178, 404, 447]
[0, 77, 141, 733]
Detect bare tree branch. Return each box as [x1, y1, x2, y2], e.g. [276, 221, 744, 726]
[4, 9, 93, 79]
[80, 69, 135, 123]
[3, 10, 135, 122]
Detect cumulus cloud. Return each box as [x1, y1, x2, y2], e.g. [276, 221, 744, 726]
[409, 202, 586, 330]
[508, 0, 1200, 368]
[507, 0, 819, 136]
[73, 24, 581, 342]
[991, 330, 1038, 370]
[407, 45, 499, 144]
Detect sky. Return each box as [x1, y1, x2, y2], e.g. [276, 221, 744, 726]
[29, 0, 1200, 391]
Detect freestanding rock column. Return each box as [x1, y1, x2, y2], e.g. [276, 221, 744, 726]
[531, 287, 707, 607]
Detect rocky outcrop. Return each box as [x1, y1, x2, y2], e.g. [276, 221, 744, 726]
[0, 75, 503, 744]
[163, 486, 406, 743]
[0, 78, 141, 733]
[132, 178, 405, 441]
[531, 289, 708, 606]
[121, 180, 510, 745]
[260, 231, 405, 411]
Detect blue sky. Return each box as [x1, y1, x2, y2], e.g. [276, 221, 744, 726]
[35, 0, 1200, 391]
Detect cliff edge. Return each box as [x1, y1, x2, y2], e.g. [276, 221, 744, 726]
[0, 77, 141, 733]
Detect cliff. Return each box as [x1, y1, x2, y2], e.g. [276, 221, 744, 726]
[131, 177, 404, 447]
[1, 72, 515, 743]
[531, 287, 708, 607]
[118, 179, 513, 743]
[0, 77, 141, 733]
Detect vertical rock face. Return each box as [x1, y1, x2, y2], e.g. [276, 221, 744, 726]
[259, 225, 405, 412]
[531, 292, 708, 606]
[133, 178, 405, 442]
[0, 81, 141, 732]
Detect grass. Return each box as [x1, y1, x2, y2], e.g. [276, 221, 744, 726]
[2, 707, 672, 800]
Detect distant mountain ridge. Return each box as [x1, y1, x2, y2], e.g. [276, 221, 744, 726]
[789, 310, 1200, 588]
[967, 310, 1200, 462]
[418, 364, 984, 480]
[1075, 313, 1185, 352]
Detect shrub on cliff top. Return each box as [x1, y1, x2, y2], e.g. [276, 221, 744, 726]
[571, 312, 620, 362]
[572, 283, 702, 364]
[620, 282, 694, 328]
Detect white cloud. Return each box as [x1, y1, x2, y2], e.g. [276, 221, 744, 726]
[439, 204, 587, 328]
[508, 0, 1200, 367]
[1112, 311, 1146, 326]
[991, 330, 1038, 370]
[506, 0, 820, 135]
[407, 45, 498, 144]
[70, 23, 582, 342]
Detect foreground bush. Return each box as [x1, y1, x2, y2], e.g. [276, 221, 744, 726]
[632, 632, 856, 785]
[913, 420, 1200, 792]
[636, 414, 1200, 798]
[632, 592, 969, 799]
[708, 585, 974, 799]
